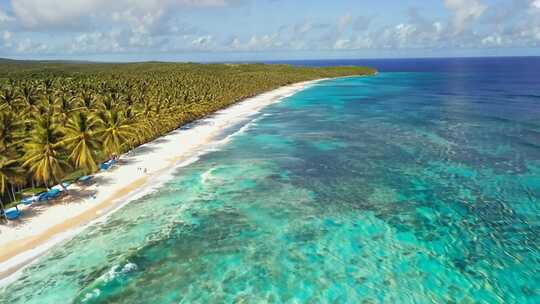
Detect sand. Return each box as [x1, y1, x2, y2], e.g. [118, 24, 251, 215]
[0, 79, 324, 282]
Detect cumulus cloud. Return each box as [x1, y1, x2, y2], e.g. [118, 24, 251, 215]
[191, 35, 214, 49]
[11, 0, 102, 28]
[0, 8, 14, 23]
[69, 31, 124, 53]
[11, 0, 231, 29]
[223, 3, 538, 54]
[1, 30, 11, 48]
[0, 1, 539, 57]
[481, 34, 503, 46]
[227, 33, 283, 51]
[444, 0, 487, 34]
[12, 37, 49, 53]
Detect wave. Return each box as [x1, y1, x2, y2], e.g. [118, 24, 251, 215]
[77, 261, 139, 303]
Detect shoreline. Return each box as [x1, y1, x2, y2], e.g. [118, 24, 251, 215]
[0, 78, 327, 284]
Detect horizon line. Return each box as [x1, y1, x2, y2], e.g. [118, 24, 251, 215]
[1, 54, 540, 65]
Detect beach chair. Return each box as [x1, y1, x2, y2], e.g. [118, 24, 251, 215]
[21, 196, 37, 206]
[100, 161, 112, 171]
[47, 189, 62, 199]
[78, 175, 93, 183]
[5, 207, 22, 220]
[37, 191, 49, 202]
[50, 182, 70, 191]
[100, 159, 118, 171]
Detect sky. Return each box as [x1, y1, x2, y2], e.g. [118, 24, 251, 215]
[0, 0, 539, 61]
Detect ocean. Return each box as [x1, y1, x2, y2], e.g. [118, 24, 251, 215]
[1, 57, 539, 303]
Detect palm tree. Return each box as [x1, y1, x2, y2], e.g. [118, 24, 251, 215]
[39, 94, 57, 114]
[55, 95, 78, 127]
[79, 91, 97, 111]
[0, 111, 24, 153]
[96, 110, 135, 157]
[19, 84, 39, 110]
[22, 114, 69, 190]
[0, 86, 19, 111]
[61, 112, 100, 173]
[0, 151, 24, 219]
[41, 78, 56, 95]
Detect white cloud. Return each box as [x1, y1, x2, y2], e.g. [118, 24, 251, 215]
[190, 35, 214, 50]
[11, 0, 231, 28]
[70, 31, 124, 53]
[0, 9, 14, 23]
[11, 0, 103, 27]
[394, 23, 417, 45]
[111, 8, 166, 47]
[481, 34, 503, 46]
[1, 1, 539, 57]
[228, 34, 283, 51]
[1, 30, 12, 48]
[334, 38, 350, 49]
[444, 0, 487, 34]
[15, 37, 48, 53]
[3, 31, 11, 41]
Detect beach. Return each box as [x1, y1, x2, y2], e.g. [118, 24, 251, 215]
[0, 79, 323, 282]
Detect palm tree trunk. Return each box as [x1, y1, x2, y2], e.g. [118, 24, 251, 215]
[8, 183, 15, 202]
[10, 184, 16, 203]
[0, 197, 7, 222]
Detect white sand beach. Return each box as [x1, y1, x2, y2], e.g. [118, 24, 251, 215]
[0, 79, 324, 281]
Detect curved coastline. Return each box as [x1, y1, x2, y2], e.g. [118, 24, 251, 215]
[0, 78, 329, 285]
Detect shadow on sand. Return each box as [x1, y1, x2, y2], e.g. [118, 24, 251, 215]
[0, 188, 99, 229]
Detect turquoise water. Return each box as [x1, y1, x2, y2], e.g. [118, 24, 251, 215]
[1, 69, 540, 303]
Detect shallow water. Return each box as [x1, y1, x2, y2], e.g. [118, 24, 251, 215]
[1, 60, 539, 303]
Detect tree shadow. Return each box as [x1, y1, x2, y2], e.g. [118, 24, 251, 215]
[178, 116, 216, 130]
[149, 137, 170, 145]
[91, 175, 114, 186]
[56, 188, 98, 205]
[117, 158, 138, 166]
[129, 145, 158, 156]
[0, 188, 99, 228]
[1, 206, 47, 227]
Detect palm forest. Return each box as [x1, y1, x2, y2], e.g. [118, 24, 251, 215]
[0, 59, 375, 213]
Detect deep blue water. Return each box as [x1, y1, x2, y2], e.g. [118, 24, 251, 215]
[1, 57, 539, 303]
[274, 56, 540, 74]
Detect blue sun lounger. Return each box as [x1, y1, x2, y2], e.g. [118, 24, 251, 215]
[78, 175, 93, 183]
[35, 188, 62, 202]
[100, 161, 112, 170]
[47, 188, 61, 198]
[5, 207, 22, 220]
[37, 191, 49, 202]
[100, 159, 118, 171]
[21, 196, 38, 205]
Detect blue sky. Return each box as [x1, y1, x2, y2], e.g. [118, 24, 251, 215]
[0, 0, 539, 61]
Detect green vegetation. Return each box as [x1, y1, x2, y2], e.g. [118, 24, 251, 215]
[0, 59, 376, 214]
